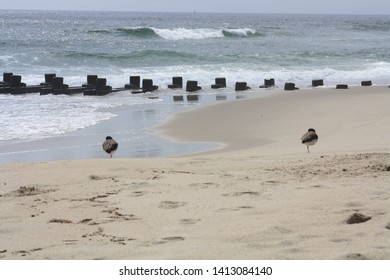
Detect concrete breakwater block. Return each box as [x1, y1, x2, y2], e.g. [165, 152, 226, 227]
[0, 75, 26, 94]
[361, 80, 372, 86]
[0, 72, 13, 85]
[284, 82, 299, 91]
[9, 75, 26, 88]
[40, 77, 69, 95]
[1, 74, 57, 95]
[84, 78, 112, 96]
[336, 84, 348, 89]
[40, 73, 56, 87]
[312, 79, 324, 87]
[142, 79, 158, 93]
[52, 77, 68, 89]
[186, 80, 201, 92]
[235, 82, 250, 91]
[260, 78, 275, 88]
[125, 76, 141, 90]
[211, 77, 226, 89]
[82, 75, 98, 88]
[168, 77, 183, 89]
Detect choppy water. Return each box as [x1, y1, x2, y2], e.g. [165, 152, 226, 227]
[1, 10, 390, 147]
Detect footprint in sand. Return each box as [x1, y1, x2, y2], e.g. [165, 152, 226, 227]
[0, 250, 7, 259]
[5, 186, 56, 197]
[131, 191, 147, 197]
[179, 218, 201, 225]
[330, 238, 349, 243]
[49, 218, 73, 224]
[218, 205, 254, 212]
[345, 253, 368, 260]
[223, 191, 260, 197]
[12, 248, 43, 257]
[154, 237, 186, 245]
[162, 236, 185, 241]
[150, 236, 185, 246]
[238, 205, 254, 209]
[159, 201, 187, 209]
[344, 202, 364, 208]
[63, 240, 78, 245]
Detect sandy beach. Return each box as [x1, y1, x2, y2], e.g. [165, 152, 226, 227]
[1, 86, 390, 260]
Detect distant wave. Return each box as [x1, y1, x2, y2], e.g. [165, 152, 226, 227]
[116, 27, 159, 37]
[88, 27, 262, 40]
[88, 27, 157, 38]
[222, 28, 262, 37]
[58, 49, 206, 67]
[352, 22, 390, 32]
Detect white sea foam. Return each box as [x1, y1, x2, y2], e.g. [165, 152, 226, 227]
[150, 27, 256, 40]
[0, 92, 160, 141]
[119, 61, 390, 89]
[223, 28, 257, 37]
[152, 27, 223, 40]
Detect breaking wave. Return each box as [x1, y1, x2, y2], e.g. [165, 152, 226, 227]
[89, 27, 261, 40]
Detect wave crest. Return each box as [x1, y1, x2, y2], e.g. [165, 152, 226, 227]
[222, 28, 260, 37]
[89, 27, 261, 40]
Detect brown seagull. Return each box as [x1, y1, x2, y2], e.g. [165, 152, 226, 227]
[102, 136, 118, 158]
[301, 128, 318, 153]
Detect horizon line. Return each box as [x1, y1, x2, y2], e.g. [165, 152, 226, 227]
[0, 8, 389, 16]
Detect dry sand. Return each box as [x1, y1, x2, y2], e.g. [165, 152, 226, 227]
[1, 86, 390, 260]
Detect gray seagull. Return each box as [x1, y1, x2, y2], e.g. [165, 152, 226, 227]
[102, 136, 118, 158]
[301, 128, 318, 153]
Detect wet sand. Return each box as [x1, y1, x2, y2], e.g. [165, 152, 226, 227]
[0, 92, 231, 164]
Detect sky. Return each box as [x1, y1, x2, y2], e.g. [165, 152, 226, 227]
[1, 0, 390, 15]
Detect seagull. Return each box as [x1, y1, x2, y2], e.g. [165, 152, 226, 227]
[102, 136, 118, 158]
[301, 128, 318, 153]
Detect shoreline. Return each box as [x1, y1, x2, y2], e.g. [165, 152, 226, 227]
[156, 85, 390, 156]
[0, 91, 234, 164]
[1, 85, 390, 260]
[1, 84, 390, 164]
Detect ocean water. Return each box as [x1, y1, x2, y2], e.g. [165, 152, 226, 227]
[1, 10, 390, 161]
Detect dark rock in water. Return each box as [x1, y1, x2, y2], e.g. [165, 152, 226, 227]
[346, 213, 372, 224]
